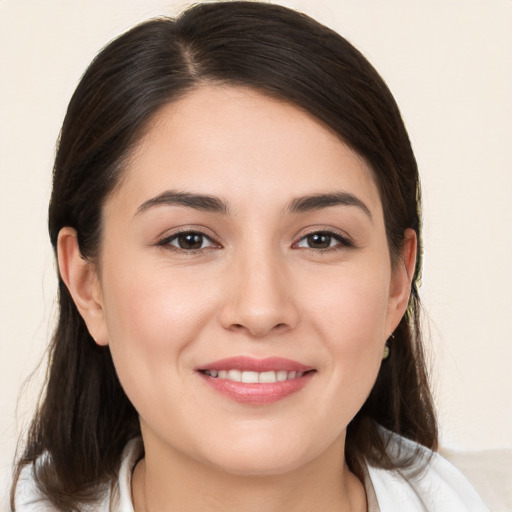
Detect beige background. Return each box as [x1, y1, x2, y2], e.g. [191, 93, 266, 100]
[1, 0, 511, 507]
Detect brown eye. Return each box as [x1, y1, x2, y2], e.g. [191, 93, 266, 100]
[176, 233, 204, 250]
[306, 233, 333, 249]
[161, 231, 217, 251]
[295, 231, 353, 251]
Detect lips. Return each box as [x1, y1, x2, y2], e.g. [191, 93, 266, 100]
[197, 356, 316, 405]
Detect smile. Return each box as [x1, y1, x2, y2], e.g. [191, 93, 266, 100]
[201, 369, 306, 383]
[197, 357, 316, 405]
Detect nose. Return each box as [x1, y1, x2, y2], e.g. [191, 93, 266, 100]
[219, 248, 299, 338]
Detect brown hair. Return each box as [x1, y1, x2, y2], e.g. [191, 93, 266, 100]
[12, 2, 436, 510]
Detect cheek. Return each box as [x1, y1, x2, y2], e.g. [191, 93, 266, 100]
[304, 265, 391, 405]
[98, 265, 219, 424]
[98, 260, 220, 406]
[308, 264, 391, 347]
[102, 263, 211, 348]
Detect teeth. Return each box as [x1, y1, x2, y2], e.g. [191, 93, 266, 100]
[259, 371, 277, 383]
[276, 370, 288, 381]
[241, 371, 259, 383]
[227, 369, 241, 381]
[204, 369, 306, 383]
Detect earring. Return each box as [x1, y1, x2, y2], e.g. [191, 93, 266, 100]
[383, 333, 394, 360]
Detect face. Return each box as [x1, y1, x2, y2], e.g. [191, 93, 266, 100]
[66, 86, 413, 476]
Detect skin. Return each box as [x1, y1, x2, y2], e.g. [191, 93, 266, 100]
[58, 85, 416, 512]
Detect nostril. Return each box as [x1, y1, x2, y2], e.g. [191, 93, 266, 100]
[227, 321, 289, 337]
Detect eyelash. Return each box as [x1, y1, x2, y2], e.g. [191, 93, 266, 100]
[157, 228, 354, 254]
[157, 230, 221, 253]
[293, 229, 355, 252]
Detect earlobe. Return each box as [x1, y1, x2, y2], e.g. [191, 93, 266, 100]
[57, 227, 109, 346]
[387, 229, 417, 330]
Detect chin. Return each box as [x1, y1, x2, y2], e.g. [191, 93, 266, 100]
[197, 429, 333, 477]
[208, 449, 310, 477]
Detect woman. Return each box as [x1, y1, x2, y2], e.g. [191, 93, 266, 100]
[12, 2, 489, 511]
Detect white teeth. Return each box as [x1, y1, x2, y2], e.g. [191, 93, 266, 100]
[276, 370, 288, 382]
[204, 369, 306, 382]
[241, 371, 259, 383]
[259, 371, 277, 383]
[227, 369, 242, 381]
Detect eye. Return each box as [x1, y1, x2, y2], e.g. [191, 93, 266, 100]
[159, 231, 219, 251]
[295, 231, 353, 250]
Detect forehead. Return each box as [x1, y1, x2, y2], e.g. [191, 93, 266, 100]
[108, 85, 382, 217]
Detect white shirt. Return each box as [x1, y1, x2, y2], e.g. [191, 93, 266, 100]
[15, 434, 490, 511]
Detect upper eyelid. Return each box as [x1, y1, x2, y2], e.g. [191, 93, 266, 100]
[157, 225, 219, 241]
[294, 226, 352, 241]
[157, 228, 222, 250]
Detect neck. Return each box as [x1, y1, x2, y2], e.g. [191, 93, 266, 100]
[131, 433, 367, 512]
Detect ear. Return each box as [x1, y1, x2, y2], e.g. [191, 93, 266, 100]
[57, 227, 109, 346]
[386, 228, 417, 334]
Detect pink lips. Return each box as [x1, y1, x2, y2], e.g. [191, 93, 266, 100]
[197, 356, 315, 405]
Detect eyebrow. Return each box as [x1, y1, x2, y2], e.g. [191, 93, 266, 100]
[136, 191, 229, 216]
[135, 190, 371, 219]
[287, 192, 372, 219]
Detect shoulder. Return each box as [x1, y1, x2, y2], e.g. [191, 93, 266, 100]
[13, 439, 142, 512]
[14, 461, 66, 512]
[366, 431, 491, 512]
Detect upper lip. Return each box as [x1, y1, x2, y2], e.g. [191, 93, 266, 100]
[198, 356, 314, 373]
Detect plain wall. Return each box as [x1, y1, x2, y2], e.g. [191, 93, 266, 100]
[1, 0, 511, 507]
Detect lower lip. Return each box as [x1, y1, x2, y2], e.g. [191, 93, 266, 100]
[199, 372, 315, 405]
